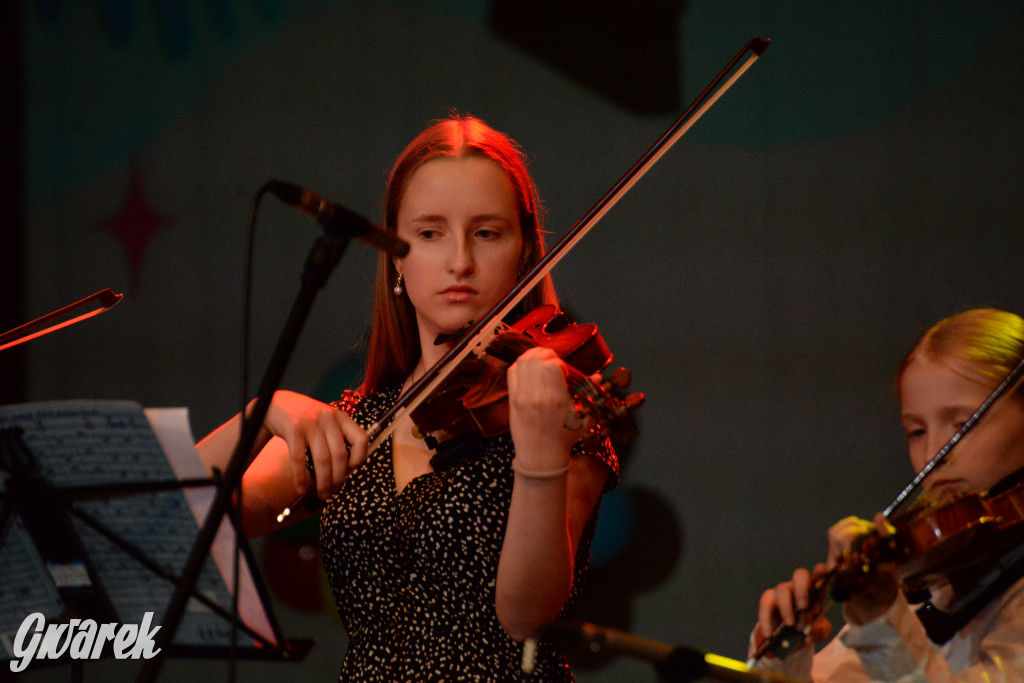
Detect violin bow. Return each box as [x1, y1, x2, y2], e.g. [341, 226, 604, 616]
[279, 36, 771, 521]
[0, 288, 123, 352]
[364, 36, 771, 452]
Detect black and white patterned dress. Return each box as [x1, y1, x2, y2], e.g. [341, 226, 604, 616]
[319, 384, 619, 682]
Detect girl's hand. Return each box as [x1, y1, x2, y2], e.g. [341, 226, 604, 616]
[755, 563, 833, 655]
[828, 513, 900, 624]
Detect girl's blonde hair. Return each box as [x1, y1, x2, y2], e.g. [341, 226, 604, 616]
[897, 309, 1024, 393]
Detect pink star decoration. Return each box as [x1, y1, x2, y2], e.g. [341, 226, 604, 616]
[104, 159, 170, 286]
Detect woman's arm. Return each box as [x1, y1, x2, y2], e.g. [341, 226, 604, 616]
[195, 389, 367, 538]
[496, 348, 610, 641]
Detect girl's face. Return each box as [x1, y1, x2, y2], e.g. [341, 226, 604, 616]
[394, 155, 523, 348]
[899, 354, 1024, 495]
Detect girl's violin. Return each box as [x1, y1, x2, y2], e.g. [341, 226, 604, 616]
[832, 481, 1024, 602]
[409, 304, 645, 448]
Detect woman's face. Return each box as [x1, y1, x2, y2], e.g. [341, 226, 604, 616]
[394, 155, 523, 347]
[899, 354, 1024, 495]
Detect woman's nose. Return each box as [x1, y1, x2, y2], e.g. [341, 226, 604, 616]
[447, 238, 475, 276]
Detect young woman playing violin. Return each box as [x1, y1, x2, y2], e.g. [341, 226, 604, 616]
[197, 114, 618, 681]
[751, 308, 1024, 681]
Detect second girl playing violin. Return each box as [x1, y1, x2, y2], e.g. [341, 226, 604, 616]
[197, 114, 618, 681]
[751, 308, 1024, 681]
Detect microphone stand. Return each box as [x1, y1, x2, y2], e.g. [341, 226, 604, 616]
[537, 622, 799, 683]
[138, 233, 351, 682]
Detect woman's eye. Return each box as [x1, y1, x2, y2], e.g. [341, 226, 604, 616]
[475, 227, 502, 240]
[904, 428, 925, 440]
[418, 228, 441, 240]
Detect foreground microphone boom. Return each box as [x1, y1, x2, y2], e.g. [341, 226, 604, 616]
[537, 622, 800, 683]
[267, 179, 409, 258]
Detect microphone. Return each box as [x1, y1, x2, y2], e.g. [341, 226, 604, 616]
[266, 180, 409, 258]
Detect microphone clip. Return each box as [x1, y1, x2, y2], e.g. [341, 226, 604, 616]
[265, 179, 409, 258]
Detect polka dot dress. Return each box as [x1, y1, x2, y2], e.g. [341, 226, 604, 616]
[319, 385, 619, 682]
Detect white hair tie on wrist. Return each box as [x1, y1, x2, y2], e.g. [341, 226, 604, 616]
[510, 458, 570, 479]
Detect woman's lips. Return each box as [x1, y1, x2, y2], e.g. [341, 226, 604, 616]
[440, 285, 477, 303]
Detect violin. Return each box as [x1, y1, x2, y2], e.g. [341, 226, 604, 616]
[831, 482, 1024, 602]
[409, 304, 644, 447]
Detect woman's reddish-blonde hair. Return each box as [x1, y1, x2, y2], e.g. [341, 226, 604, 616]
[361, 114, 558, 393]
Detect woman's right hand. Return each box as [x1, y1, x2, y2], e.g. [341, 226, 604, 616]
[260, 390, 368, 501]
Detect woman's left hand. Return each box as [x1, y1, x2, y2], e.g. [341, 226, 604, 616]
[506, 347, 583, 464]
[498, 347, 606, 640]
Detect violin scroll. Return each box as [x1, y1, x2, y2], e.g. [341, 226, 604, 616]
[566, 365, 645, 450]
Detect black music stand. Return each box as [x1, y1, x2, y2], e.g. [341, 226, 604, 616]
[0, 400, 312, 678]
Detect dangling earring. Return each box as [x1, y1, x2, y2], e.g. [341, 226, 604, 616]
[393, 273, 404, 296]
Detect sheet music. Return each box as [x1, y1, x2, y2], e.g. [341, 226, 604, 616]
[146, 407, 275, 645]
[0, 518, 63, 633]
[0, 401, 172, 488]
[0, 400, 277, 658]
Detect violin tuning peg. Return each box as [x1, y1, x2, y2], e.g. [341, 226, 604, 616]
[609, 367, 632, 389]
[624, 393, 645, 411]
